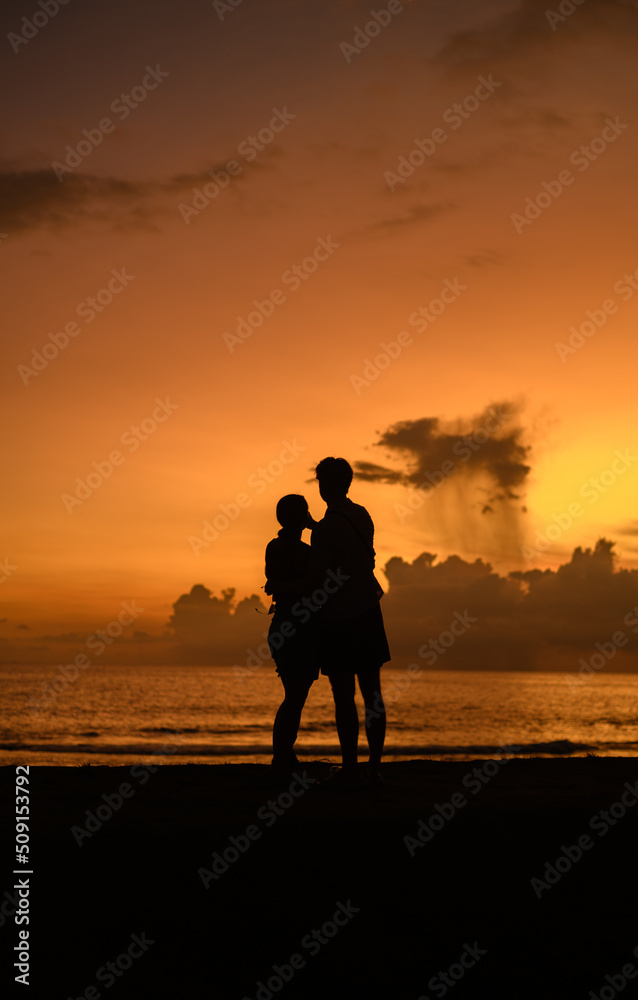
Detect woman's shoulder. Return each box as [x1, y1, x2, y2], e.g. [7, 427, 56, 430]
[266, 536, 311, 564]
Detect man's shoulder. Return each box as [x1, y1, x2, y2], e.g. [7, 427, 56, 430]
[336, 498, 373, 526]
[346, 498, 372, 517]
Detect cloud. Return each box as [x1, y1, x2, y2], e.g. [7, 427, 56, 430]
[156, 541, 638, 671]
[355, 401, 531, 560]
[617, 520, 638, 537]
[435, 0, 638, 73]
[371, 202, 456, 232]
[5, 541, 638, 671]
[167, 583, 270, 663]
[462, 249, 505, 268]
[356, 401, 530, 495]
[169, 583, 237, 640]
[382, 538, 638, 672]
[0, 166, 206, 235]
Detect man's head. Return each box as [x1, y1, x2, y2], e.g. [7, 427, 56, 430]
[315, 457, 353, 503]
[276, 494, 309, 530]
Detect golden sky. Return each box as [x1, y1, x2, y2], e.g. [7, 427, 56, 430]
[2, 0, 638, 648]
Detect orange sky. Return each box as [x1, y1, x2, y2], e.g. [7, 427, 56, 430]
[2, 0, 638, 647]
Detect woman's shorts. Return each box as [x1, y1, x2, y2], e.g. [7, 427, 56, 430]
[268, 610, 322, 682]
[319, 602, 390, 676]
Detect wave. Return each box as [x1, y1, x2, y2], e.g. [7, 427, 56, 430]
[3, 737, 638, 758]
[137, 726, 200, 734]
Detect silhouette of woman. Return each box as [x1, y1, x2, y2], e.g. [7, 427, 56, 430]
[264, 494, 321, 780]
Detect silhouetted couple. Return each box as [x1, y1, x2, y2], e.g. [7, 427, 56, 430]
[264, 457, 390, 786]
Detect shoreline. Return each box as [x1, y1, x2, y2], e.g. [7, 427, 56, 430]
[4, 739, 638, 767]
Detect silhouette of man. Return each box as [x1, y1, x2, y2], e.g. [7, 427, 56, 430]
[309, 457, 390, 783]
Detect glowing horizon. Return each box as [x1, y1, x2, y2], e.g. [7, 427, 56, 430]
[3, 0, 638, 650]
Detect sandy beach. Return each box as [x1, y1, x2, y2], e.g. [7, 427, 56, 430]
[2, 756, 638, 998]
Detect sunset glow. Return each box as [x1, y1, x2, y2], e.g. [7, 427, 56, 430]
[3, 0, 638, 658]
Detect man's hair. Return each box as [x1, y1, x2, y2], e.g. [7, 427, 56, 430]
[276, 494, 308, 528]
[315, 457, 353, 495]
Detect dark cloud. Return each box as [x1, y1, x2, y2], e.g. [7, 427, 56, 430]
[435, 0, 638, 72]
[168, 583, 237, 640]
[617, 521, 638, 537]
[382, 538, 638, 671]
[354, 461, 405, 485]
[5, 542, 638, 671]
[0, 166, 207, 235]
[167, 583, 270, 664]
[356, 401, 530, 498]
[355, 401, 530, 560]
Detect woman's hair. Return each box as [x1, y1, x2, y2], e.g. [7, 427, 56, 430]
[315, 456, 353, 495]
[276, 493, 308, 528]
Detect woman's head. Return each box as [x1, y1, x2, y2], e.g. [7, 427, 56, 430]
[276, 493, 309, 529]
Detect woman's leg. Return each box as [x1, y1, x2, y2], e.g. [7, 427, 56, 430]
[357, 666, 385, 769]
[328, 671, 358, 769]
[272, 673, 313, 769]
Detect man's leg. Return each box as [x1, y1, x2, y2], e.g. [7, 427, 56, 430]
[357, 666, 385, 769]
[328, 671, 358, 769]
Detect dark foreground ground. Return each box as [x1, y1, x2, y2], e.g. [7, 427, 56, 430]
[2, 756, 638, 999]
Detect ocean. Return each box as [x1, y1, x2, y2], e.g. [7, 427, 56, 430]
[3, 663, 638, 765]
